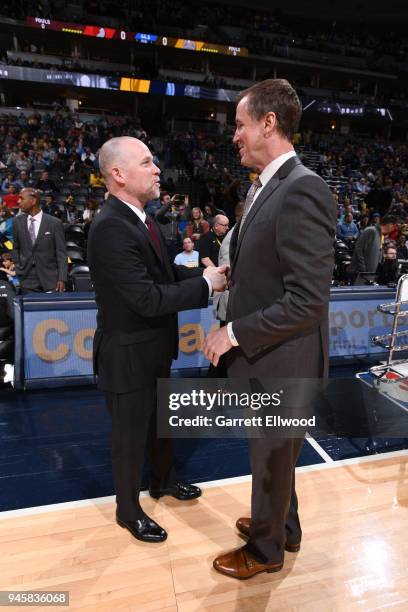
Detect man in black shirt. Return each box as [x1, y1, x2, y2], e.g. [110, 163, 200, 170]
[198, 214, 229, 267]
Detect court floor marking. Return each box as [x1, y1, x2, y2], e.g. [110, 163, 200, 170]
[0, 446, 406, 521]
[305, 434, 334, 463]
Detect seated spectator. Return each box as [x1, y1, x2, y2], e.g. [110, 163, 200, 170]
[1, 173, 15, 192]
[32, 152, 48, 173]
[89, 170, 105, 189]
[357, 214, 370, 232]
[82, 147, 96, 168]
[185, 207, 210, 244]
[203, 203, 216, 226]
[3, 185, 20, 211]
[174, 237, 199, 268]
[42, 194, 60, 218]
[396, 233, 408, 259]
[376, 245, 399, 285]
[0, 206, 13, 241]
[36, 170, 57, 193]
[15, 152, 31, 173]
[336, 212, 359, 244]
[0, 252, 19, 289]
[14, 170, 34, 191]
[83, 198, 100, 224]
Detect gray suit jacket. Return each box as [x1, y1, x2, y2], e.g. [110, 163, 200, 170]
[12, 213, 68, 291]
[212, 227, 233, 321]
[227, 156, 336, 379]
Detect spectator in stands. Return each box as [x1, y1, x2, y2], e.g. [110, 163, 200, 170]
[1, 173, 15, 192]
[15, 151, 31, 173]
[174, 236, 199, 267]
[89, 169, 105, 189]
[0, 206, 13, 242]
[376, 245, 399, 286]
[32, 152, 48, 173]
[348, 214, 398, 283]
[0, 252, 18, 288]
[12, 188, 67, 294]
[356, 178, 370, 194]
[36, 170, 57, 193]
[198, 214, 229, 267]
[357, 214, 370, 232]
[396, 233, 408, 259]
[42, 194, 60, 218]
[336, 212, 359, 244]
[185, 207, 210, 244]
[3, 185, 20, 212]
[203, 203, 216, 226]
[82, 198, 100, 224]
[14, 170, 33, 191]
[156, 193, 183, 260]
[82, 147, 96, 169]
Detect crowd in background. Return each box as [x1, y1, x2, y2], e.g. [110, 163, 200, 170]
[1, 106, 408, 291]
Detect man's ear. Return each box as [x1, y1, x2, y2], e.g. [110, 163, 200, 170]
[264, 112, 277, 137]
[111, 166, 125, 187]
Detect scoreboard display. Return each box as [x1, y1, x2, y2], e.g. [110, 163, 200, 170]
[26, 17, 248, 57]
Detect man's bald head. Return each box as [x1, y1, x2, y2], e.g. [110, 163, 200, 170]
[99, 136, 146, 182]
[213, 214, 229, 237]
[98, 136, 160, 207]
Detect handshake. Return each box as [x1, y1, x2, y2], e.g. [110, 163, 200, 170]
[203, 265, 229, 293]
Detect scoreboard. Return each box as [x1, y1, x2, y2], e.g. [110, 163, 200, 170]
[26, 17, 248, 58]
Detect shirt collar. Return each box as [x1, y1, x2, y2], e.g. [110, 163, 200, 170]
[120, 198, 146, 224]
[28, 210, 43, 222]
[258, 150, 296, 187]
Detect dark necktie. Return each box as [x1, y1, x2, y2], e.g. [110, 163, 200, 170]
[145, 216, 163, 260]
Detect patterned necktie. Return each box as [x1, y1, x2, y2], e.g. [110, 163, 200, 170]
[145, 216, 163, 260]
[238, 178, 262, 237]
[28, 217, 36, 245]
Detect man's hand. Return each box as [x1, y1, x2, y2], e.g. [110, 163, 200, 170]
[203, 265, 228, 292]
[203, 326, 233, 366]
[55, 281, 65, 293]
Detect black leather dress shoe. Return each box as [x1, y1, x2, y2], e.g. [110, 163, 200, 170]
[116, 512, 167, 543]
[149, 481, 202, 500]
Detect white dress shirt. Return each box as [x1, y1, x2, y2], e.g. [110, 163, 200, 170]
[227, 150, 296, 347]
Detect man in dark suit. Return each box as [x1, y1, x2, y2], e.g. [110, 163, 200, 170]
[204, 79, 336, 579]
[87, 136, 226, 543]
[12, 189, 67, 293]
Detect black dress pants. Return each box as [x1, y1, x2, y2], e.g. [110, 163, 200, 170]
[104, 381, 176, 521]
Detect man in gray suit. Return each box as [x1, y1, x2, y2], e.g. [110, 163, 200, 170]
[12, 189, 67, 293]
[204, 79, 336, 579]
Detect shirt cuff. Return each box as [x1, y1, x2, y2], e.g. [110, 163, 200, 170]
[203, 275, 213, 296]
[227, 322, 239, 346]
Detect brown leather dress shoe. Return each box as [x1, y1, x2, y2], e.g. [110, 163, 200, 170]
[236, 517, 301, 553]
[213, 546, 283, 579]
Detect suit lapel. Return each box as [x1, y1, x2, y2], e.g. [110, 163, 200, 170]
[232, 156, 301, 267]
[107, 196, 167, 268]
[33, 213, 48, 247]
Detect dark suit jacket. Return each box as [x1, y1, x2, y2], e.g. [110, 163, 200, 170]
[227, 156, 336, 379]
[12, 212, 68, 291]
[87, 195, 209, 393]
